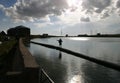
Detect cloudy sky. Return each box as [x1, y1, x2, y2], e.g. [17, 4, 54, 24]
[0, 0, 120, 35]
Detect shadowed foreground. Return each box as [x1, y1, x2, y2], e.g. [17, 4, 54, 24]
[0, 39, 39, 83]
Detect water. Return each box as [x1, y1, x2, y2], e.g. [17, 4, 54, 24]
[28, 37, 120, 83]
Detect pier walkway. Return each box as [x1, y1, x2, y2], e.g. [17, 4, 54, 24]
[0, 38, 39, 83]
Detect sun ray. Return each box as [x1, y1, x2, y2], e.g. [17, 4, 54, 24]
[67, 0, 81, 7]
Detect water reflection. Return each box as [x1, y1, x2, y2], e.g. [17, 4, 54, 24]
[30, 37, 120, 83]
[29, 44, 68, 83]
[81, 60, 120, 83]
[59, 51, 62, 59]
[69, 37, 89, 41]
[69, 75, 82, 83]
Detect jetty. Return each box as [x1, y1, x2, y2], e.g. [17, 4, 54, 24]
[0, 38, 55, 83]
[0, 25, 55, 83]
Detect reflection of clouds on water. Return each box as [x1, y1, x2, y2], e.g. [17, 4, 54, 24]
[30, 38, 120, 83]
[68, 37, 120, 42]
[81, 61, 120, 83]
[69, 75, 83, 83]
[86, 42, 120, 64]
[68, 37, 89, 41]
[29, 43, 68, 83]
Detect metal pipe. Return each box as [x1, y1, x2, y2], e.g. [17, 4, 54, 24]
[31, 41, 120, 72]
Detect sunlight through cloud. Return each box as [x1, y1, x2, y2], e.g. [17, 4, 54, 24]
[1, 0, 120, 22]
[67, 0, 81, 7]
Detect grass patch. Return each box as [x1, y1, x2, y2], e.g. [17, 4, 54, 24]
[0, 39, 16, 63]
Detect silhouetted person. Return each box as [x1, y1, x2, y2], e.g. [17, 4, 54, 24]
[57, 38, 63, 46]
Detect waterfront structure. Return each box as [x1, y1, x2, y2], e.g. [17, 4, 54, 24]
[42, 33, 48, 38]
[0, 31, 6, 36]
[0, 31, 8, 41]
[7, 25, 30, 38]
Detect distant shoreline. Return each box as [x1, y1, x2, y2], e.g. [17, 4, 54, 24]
[30, 35, 120, 39]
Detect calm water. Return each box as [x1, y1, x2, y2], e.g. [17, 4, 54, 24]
[28, 37, 120, 83]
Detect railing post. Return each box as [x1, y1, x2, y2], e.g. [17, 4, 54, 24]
[40, 69, 42, 83]
[39, 69, 54, 83]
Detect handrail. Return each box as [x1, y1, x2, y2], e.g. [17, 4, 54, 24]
[40, 69, 54, 83]
[31, 41, 120, 72]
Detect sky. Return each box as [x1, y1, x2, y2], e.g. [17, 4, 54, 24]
[0, 0, 120, 36]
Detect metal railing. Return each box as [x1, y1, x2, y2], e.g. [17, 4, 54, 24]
[40, 69, 54, 83]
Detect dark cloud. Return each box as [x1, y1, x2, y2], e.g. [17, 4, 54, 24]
[100, 11, 110, 19]
[116, 0, 120, 8]
[82, 0, 111, 13]
[2, 0, 68, 21]
[16, 0, 68, 16]
[1, 0, 120, 22]
[80, 17, 90, 22]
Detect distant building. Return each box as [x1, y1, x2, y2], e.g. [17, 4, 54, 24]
[65, 34, 68, 37]
[7, 25, 30, 38]
[0, 31, 6, 36]
[42, 34, 48, 38]
[0, 31, 8, 41]
[78, 34, 88, 37]
[97, 33, 101, 36]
